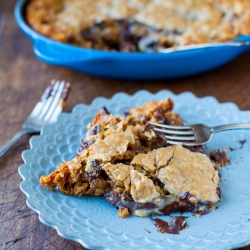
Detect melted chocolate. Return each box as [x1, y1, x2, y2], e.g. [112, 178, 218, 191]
[184, 145, 207, 155]
[141, 124, 169, 149]
[160, 193, 194, 215]
[100, 107, 110, 115]
[160, 201, 191, 215]
[193, 201, 213, 215]
[105, 190, 214, 217]
[149, 133, 169, 149]
[152, 177, 165, 190]
[135, 203, 157, 210]
[84, 160, 103, 181]
[104, 190, 157, 211]
[180, 192, 193, 201]
[156, 133, 169, 145]
[210, 149, 230, 166]
[216, 187, 221, 199]
[105, 192, 122, 206]
[160, 192, 213, 216]
[122, 191, 134, 202]
[80, 28, 97, 43]
[151, 216, 187, 234]
[79, 19, 151, 52]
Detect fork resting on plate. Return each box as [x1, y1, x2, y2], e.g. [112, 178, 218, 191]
[0, 80, 70, 158]
[149, 121, 250, 146]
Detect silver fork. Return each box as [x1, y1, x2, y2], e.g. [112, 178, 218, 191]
[148, 122, 250, 146]
[0, 80, 70, 158]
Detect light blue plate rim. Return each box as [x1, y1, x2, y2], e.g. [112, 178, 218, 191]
[19, 90, 250, 250]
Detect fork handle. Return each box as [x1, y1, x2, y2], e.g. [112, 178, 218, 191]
[0, 129, 29, 158]
[212, 124, 250, 133]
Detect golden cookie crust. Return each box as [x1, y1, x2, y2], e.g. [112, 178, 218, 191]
[26, 0, 250, 50]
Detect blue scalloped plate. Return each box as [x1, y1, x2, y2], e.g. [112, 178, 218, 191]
[19, 90, 250, 250]
[15, 0, 250, 80]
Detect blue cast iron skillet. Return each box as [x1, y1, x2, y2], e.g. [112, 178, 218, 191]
[15, 0, 250, 80]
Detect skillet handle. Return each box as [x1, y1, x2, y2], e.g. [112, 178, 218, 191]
[33, 39, 109, 65]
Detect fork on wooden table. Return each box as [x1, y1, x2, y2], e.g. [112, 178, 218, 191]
[148, 122, 250, 146]
[0, 80, 70, 158]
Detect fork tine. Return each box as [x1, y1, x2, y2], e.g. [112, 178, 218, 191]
[43, 81, 66, 121]
[0, 79, 70, 158]
[148, 122, 195, 135]
[166, 140, 202, 146]
[38, 80, 61, 120]
[41, 79, 56, 101]
[27, 79, 56, 119]
[153, 127, 195, 135]
[148, 121, 201, 145]
[164, 135, 197, 141]
[148, 121, 192, 130]
[49, 82, 70, 123]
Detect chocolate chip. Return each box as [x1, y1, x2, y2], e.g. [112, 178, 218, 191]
[124, 110, 130, 116]
[67, 35, 75, 43]
[41, 20, 49, 24]
[168, 99, 174, 110]
[89, 125, 100, 135]
[104, 192, 121, 206]
[76, 140, 90, 155]
[155, 108, 171, 125]
[84, 160, 103, 181]
[100, 107, 110, 115]
[80, 28, 95, 42]
[160, 201, 193, 215]
[141, 124, 154, 133]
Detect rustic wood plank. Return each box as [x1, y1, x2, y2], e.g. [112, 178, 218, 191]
[0, 1, 249, 249]
[0, 0, 16, 14]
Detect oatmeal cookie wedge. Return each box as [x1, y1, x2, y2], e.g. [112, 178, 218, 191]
[40, 98, 227, 219]
[40, 99, 180, 197]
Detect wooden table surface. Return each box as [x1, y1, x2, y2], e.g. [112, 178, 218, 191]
[1, 1, 250, 249]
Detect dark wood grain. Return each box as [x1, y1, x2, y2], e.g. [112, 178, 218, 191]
[0, 1, 250, 249]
